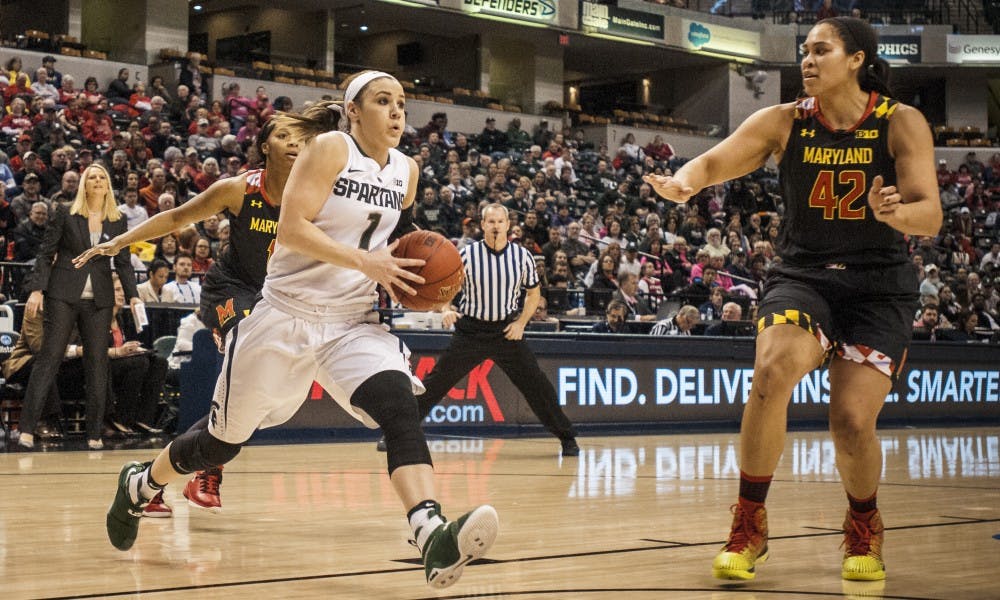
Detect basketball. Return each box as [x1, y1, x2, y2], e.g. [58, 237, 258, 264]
[391, 230, 464, 311]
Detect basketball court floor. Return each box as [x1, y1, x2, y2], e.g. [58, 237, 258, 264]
[1, 426, 997, 599]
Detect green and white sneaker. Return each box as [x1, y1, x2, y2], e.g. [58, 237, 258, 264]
[421, 505, 499, 589]
[106, 461, 149, 551]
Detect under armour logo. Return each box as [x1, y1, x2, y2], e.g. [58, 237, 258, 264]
[250, 200, 262, 208]
[800, 128, 816, 138]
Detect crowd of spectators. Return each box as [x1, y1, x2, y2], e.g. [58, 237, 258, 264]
[0, 53, 997, 347]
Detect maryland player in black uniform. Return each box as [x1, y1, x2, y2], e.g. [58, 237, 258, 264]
[644, 17, 941, 584]
[74, 116, 300, 514]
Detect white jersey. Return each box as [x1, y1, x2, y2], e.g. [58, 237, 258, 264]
[264, 131, 410, 314]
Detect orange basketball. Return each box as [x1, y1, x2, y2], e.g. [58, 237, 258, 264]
[390, 230, 464, 311]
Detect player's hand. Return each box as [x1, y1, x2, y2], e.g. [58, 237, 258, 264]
[73, 239, 124, 268]
[504, 321, 525, 341]
[360, 240, 425, 304]
[642, 174, 695, 204]
[441, 310, 460, 329]
[26, 290, 43, 318]
[868, 175, 901, 223]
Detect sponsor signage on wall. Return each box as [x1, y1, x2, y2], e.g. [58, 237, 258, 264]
[796, 35, 921, 63]
[461, 0, 557, 22]
[681, 19, 760, 59]
[580, 0, 665, 42]
[284, 345, 1000, 429]
[947, 34, 1000, 63]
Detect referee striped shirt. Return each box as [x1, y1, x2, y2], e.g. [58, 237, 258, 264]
[458, 240, 540, 322]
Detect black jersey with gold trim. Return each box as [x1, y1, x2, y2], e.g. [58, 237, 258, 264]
[777, 92, 908, 267]
[215, 169, 280, 289]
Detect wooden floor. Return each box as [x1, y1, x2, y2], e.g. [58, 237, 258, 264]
[1, 427, 998, 600]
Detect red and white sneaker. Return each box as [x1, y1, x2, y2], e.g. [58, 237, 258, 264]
[142, 491, 173, 518]
[183, 466, 223, 513]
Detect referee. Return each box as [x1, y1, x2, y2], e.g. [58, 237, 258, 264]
[382, 203, 579, 456]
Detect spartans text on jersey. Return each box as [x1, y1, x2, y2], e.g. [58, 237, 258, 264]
[333, 178, 404, 209]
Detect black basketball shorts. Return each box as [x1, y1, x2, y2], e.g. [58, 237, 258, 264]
[756, 262, 919, 380]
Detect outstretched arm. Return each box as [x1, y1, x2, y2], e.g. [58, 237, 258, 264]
[73, 176, 245, 267]
[643, 104, 792, 203]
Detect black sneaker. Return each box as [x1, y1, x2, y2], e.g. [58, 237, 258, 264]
[376, 436, 387, 452]
[561, 438, 580, 457]
[106, 461, 149, 550]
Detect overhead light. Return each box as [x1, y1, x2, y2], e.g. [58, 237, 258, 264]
[192, 4, 203, 10]
[360, 25, 369, 32]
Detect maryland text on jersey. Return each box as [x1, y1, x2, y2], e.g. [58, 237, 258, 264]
[802, 146, 873, 165]
[333, 177, 404, 210]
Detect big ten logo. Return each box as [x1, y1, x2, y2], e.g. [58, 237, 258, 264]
[569, 446, 644, 498]
[855, 129, 878, 139]
[655, 441, 739, 482]
[905, 433, 999, 480]
[414, 356, 505, 424]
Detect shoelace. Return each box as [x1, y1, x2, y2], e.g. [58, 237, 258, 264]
[724, 503, 757, 553]
[199, 473, 221, 496]
[842, 515, 874, 556]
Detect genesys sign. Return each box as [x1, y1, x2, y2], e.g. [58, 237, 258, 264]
[462, 0, 557, 21]
[580, 0, 664, 41]
[681, 19, 760, 58]
[796, 35, 921, 63]
[285, 353, 999, 429]
[947, 34, 1000, 63]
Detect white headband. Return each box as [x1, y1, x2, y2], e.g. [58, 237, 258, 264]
[344, 71, 394, 105]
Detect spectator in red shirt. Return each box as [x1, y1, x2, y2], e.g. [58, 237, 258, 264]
[83, 102, 115, 145]
[2, 98, 34, 138]
[192, 157, 220, 193]
[3, 72, 34, 104]
[644, 134, 675, 162]
[816, 0, 837, 19]
[139, 167, 167, 217]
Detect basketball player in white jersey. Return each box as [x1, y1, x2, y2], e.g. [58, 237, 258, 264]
[105, 71, 499, 590]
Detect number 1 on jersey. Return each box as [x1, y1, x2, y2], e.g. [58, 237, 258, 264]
[359, 212, 382, 250]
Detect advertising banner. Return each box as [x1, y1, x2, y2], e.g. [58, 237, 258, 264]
[796, 35, 921, 63]
[580, 0, 664, 42]
[681, 19, 760, 59]
[946, 35, 1000, 63]
[461, 0, 557, 22]
[280, 336, 1000, 431]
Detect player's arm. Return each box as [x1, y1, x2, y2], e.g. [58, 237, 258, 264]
[389, 157, 420, 242]
[868, 104, 943, 236]
[276, 132, 424, 299]
[72, 176, 245, 267]
[643, 104, 792, 203]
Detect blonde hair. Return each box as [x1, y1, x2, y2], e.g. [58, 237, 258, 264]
[70, 164, 122, 222]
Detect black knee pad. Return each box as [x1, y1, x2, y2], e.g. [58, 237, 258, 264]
[168, 427, 242, 474]
[351, 370, 432, 474]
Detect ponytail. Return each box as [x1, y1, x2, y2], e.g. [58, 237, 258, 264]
[860, 57, 893, 96]
[279, 100, 345, 145]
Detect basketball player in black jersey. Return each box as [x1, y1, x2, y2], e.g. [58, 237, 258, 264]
[645, 17, 941, 584]
[74, 115, 300, 514]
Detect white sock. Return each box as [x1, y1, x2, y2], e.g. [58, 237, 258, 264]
[127, 466, 163, 505]
[408, 500, 445, 553]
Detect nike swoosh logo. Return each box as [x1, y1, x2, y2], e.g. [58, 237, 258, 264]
[347, 168, 364, 173]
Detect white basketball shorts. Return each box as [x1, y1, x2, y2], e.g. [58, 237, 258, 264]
[208, 298, 425, 444]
